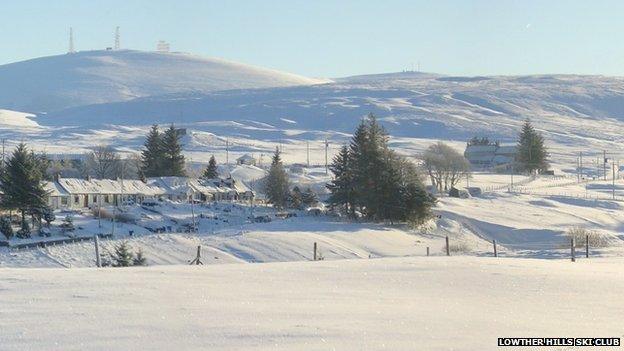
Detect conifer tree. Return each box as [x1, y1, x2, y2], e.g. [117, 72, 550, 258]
[326, 114, 435, 224]
[0, 143, 50, 237]
[112, 241, 135, 267]
[202, 155, 219, 179]
[516, 119, 549, 174]
[0, 217, 13, 239]
[133, 248, 147, 266]
[140, 125, 163, 177]
[288, 186, 303, 209]
[327, 145, 355, 215]
[301, 187, 319, 207]
[161, 124, 186, 176]
[263, 147, 290, 209]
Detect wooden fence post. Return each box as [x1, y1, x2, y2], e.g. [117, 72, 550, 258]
[493, 239, 498, 258]
[445, 236, 450, 256]
[585, 234, 589, 258]
[313, 242, 317, 261]
[190, 245, 203, 265]
[94, 235, 101, 268]
[571, 238, 575, 262]
[426, 247, 430, 257]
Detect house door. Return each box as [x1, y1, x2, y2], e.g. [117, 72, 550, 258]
[84, 195, 89, 208]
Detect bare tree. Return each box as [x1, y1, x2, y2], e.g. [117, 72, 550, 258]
[85, 145, 121, 179]
[422, 142, 471, 192]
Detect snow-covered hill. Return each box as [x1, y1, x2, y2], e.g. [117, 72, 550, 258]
[28, 72, 624, 168]
[0, 50, 327, 112]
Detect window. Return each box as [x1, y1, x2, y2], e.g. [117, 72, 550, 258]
[74, 196, 80, 203]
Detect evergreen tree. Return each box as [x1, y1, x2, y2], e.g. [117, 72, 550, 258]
[0, 216, 13, 239]
[516, 119, 549, 174]
[140, 125, 164, 177]
[327, 145, 356, 216]
[161, 124, 186, 176]
[288, 186, 303, 209]
[133, 248, 147, 266]
[112, 241, 135, 267]
[202, 155, 219, 179]
[327, 114, 435, 224]
[263, 147, 290, 209]
[301, 187, 319, 207]
[0, 143, 50, 237]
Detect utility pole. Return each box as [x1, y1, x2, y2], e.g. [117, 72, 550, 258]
[1, 138, 5, 168]
[324, 139, 329, 175]
[604, 150, 607, 181]
[190, 190, 196, 233]
[226, 138, 229, 164]
[306, 141, 310, 167]
[98, 191, 102, 228]
[580, 151, 583, 181]
[114, 26, 120, 50]
[613, 162, 616, 200]
[577, 156, 580, 183]
[510, 162, 514, 192]
[68, 27, 75, 54]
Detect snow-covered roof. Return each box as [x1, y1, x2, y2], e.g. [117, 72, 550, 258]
[44, 181, 70, 197]
[56, 178, 165, 195]
[237, 154, 255, 161]
[146, 177, 193, 196]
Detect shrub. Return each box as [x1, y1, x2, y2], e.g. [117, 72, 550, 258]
[43, 208, 56, 227]
[111, 241, 134, 267]
[443, 241, 472, 254]
[16, 221, 31, 239]
[108, 242, 148, 267]
[0, 216, 14, 239]
[60, 215, 75, 233]
[133, 248, 147, 266]
[566, 227, 610, 248]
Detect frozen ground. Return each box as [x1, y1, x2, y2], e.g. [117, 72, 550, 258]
[1, 256, 623, 351]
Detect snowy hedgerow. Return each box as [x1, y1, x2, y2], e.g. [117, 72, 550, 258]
[566, 227, 610, 248]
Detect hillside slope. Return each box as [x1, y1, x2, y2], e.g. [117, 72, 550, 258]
[0, 50, 327, 112]
[37, 73, 624, 166]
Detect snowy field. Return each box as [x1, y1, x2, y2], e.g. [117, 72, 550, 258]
[4, 171, 624, 267]
[2, 256, 623, 351]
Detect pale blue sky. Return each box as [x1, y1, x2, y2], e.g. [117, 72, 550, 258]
[1, 0, 622, 78]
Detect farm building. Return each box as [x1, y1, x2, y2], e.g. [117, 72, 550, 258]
[236, 154, 256, 166]
[464, 144, 516, 168]
[44, 176, 255, 210]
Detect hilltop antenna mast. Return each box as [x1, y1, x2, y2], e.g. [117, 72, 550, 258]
[68, 27, 75, 54]
[114, 26, 120, 50]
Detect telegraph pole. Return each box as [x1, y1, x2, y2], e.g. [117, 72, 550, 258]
[604, 150, 607, 181]
[613, 162, 616, 200]
[306, 141, 310, 167]
[1, 138, 5, 168]
[580, 151, 583, 181]
[227, 138, 230, 164]
[324, 139, 329, 175]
